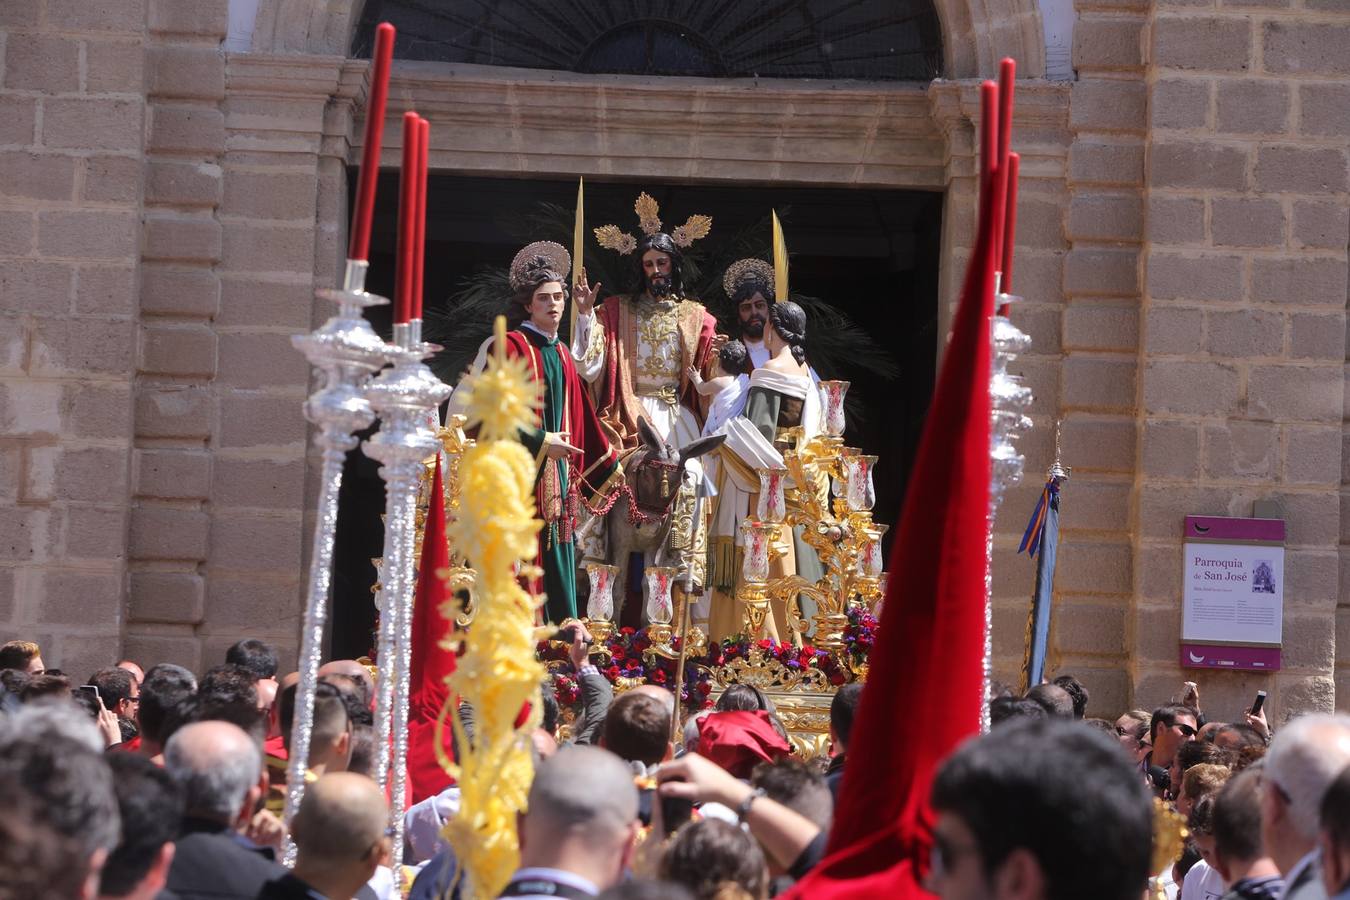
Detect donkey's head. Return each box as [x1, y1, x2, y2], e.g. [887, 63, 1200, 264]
[627, 418, 726, 515]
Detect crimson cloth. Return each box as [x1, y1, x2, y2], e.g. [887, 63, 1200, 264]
[698, 710, 791, 779]
[782, 123, 997, 899]
[501, 330, 619, 503]
[263, 733, 286, 761]
[406, 456, 458, 804]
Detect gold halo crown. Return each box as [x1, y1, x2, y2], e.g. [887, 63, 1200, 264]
[508, 241, 571, 292]
[594, 192, 712, 255]
[723, 258, 775, 299]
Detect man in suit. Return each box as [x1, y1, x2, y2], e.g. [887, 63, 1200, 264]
[498, 746, 639, 899]
[1262, 714, 1350, 900]
[163, 721, 286, 899]
[1322, 765, 1350, 900]
[257, 772, 390, 900]
[99, 753, 184, 900]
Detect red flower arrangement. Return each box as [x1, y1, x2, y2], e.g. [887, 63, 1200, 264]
[535, 606, 879, 713]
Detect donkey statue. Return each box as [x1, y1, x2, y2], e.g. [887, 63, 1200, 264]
[604, 417, 724, 624]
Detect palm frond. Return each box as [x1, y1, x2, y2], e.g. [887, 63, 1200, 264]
[423, 267, 512, 383]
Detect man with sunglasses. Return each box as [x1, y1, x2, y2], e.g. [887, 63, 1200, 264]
[1148, 704, 1199, 793]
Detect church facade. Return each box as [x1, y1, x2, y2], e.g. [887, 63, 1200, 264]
[0, 0, 1346, 717]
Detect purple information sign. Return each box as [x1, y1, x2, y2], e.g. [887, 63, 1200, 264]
[1181, 515, 1284, 672]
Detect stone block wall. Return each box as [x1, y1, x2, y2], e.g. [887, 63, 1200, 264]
[1135, 0, 1349, 719]
[125, 0, 228, 673]
[1035, 0, 1149, 716]
[0, 0, 146, 679]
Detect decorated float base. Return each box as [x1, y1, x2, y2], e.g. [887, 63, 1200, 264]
[538, 605, 876, 759]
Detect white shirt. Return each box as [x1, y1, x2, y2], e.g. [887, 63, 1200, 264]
[1180, 860, 1226, 900]
[403, 785, 461, 863]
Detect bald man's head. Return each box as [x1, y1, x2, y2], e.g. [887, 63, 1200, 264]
[526, 746, 638, 840]
[292, 772, 389, 864]
[318, 660, 374, 696]
[632, 684, 676, 716]
[521, 746, 638, 884]
[164, 721, 262, 826]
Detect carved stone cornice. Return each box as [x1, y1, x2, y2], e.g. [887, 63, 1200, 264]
[225, 52, 346, 97]
[332, 60, 948, 188]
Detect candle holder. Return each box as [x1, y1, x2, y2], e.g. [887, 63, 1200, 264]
[829, 446, 857, 499]
[644, 566, 678, 646]
[362, 331, 451, 864]
[856, 524, 888, 578]
[844, 454, 878, 512]
[738, 519, 779, 638]
[818, 380, 849, 439]
[756, 467, 788, 523]
[584, 563, 619, 643]
[740, 520, 776, 585]
[284, 258, 390, 838]
[811, 610, 850, 653]
[738, 582, 771, 639]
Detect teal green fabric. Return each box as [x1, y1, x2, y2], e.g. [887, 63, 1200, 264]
[521, 328, 576, 623]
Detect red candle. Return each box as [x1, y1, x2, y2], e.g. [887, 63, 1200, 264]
[394, 111, 418, 324]
[995, 58, 1016, 278]
[979, 81, 998, 203]
[347, 22, 395, 263]
[979, 81, 1003, 271]
[412, 117, 429, 321]
[1001, 152, 1020, 294]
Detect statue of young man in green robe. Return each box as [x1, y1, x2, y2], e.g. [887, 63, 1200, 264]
[453, 242, 623, 622]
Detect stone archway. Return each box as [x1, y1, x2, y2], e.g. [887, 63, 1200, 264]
[243, 0, 1046, 79]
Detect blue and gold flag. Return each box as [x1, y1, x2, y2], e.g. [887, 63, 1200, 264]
[1020, 477, 1060, 691]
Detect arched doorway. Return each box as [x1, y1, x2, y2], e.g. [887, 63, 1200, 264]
[350, 1, 943, 81]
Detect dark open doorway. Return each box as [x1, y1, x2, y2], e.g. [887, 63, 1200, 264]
[329, 174, 942, 659]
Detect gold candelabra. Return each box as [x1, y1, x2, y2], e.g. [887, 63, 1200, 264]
[734, 380, 888, 657]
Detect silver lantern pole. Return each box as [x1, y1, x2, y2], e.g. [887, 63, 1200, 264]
[285, 258, 389, 857]
[984, 273, 1033, 732]
[363, 318, 450, 865]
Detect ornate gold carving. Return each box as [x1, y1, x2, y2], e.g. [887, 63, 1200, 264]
[635, 192, 662, 236]
[1150, 798, 1189, 900]
[710, 644, 830, 693]
[671, 215, 712, 247]
[635, 298, 682, 384]
[594, 224, 636, 255]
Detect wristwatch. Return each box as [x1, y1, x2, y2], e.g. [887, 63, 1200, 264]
[736, 787, 766, 822]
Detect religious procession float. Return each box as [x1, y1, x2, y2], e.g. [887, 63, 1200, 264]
[277, 19, 1099, 897]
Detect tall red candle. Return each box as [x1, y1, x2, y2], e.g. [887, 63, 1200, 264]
[979, 81, 1003, 274]
[394, 111, 418, 325]
[995, 58, 1016, 279]
[347, 22, 395, 263]
[412, 117, 429, 321]
[1001, 152, 1020, 292]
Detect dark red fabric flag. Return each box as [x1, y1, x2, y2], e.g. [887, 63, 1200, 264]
[406, 455, 458, 803]
[782, 96, 1001, 900]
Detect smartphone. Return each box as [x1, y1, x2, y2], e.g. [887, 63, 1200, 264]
[1251, 690, 1267, 716]
[77, 685, 101, 705]
[550, 625, 592, 646]
[660, 793, 694, 833]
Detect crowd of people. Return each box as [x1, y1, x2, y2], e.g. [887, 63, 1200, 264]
[2, 634, 1349, 900]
